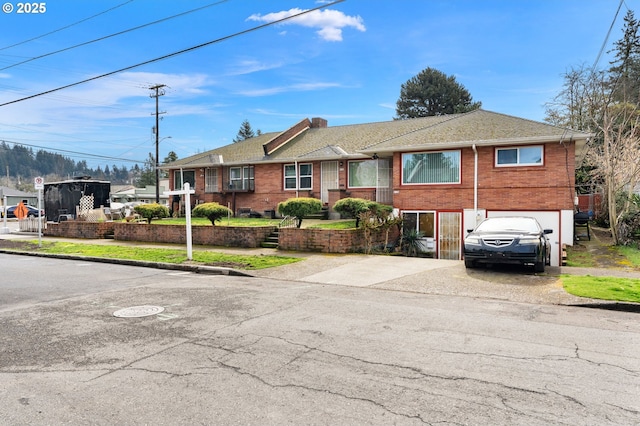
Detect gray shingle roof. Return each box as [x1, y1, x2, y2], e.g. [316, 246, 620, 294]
[165, 109, 592, 169]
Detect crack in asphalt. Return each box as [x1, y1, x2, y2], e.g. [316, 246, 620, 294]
[178, 333, 594, 423]
[214, 360, 432, 425]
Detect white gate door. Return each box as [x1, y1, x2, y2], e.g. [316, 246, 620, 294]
[438, 212, 461, 260]
[321, 161, 339, 204]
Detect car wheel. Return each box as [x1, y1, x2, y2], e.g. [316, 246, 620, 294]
[534, 258, 545, 273]
[464, 259, 475, 268]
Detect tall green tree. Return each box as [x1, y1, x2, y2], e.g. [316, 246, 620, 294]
[233, 119, 261, 143]
[608, 10, 640, 105]
[136, 153, 156, 187]
[395, 67, 481, 119]
[544, 9, 640, 244]
[163, 151, 178, 164]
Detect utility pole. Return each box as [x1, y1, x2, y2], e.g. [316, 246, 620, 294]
[149, 84, 166, 203]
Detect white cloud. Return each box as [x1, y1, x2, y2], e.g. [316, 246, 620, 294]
[378, 103, 396, 110]
[247, 8, 365, 42]
[237, 82, 341, 97]
[225, 59, 284, 76]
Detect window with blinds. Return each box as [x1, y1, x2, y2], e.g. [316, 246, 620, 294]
[402, 150, 460, 184]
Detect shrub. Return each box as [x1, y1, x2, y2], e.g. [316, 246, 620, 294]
[333, 197, 372, 227]
[133, 203, 169, 224]
[192, 202, 233, 226]
[333, 198, 394, 228]
[277, 197, 322, 228]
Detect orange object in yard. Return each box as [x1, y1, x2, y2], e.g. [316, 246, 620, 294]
[14, 202, 28, 219]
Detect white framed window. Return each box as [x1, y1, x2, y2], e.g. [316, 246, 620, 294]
[496, 145, 543, 167]
[205, 168, 218, 193]
[402, 211, 435, 238]
[284, 163, 312, 190]
[229, 166, 254, 190]
[402, 150, 460, 185]
[348, 159, 391, 189]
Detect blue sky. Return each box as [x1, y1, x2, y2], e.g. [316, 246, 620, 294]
[0, 0, 635, 170]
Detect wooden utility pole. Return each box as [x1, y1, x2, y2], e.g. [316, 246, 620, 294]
[149, 84, 166, 203]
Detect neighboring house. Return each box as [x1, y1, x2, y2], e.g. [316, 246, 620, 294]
[162, 109, 592, 266]
[110, 180, 169, 205]
[0, 186, 38, 208]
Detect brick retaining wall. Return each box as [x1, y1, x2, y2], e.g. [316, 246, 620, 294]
[44, 221, 397, 253]
[45, 221, 116, 239]
[113, 223, 276, 248]
[278, 227, 397, 253]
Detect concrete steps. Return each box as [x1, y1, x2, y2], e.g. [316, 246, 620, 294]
[261, 230, 279, 249]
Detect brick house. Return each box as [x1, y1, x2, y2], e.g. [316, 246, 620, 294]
[162, 109, 592, 265]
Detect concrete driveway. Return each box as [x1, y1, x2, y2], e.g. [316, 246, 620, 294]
[252, 254, 596, 306]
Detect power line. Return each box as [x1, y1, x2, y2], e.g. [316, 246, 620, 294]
[0, 0, 231, 72]
[591, 0, 625, 73]
[0, 0, 136, 52]
[0, 0, 344, 108]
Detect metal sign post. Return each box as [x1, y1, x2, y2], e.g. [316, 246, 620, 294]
[164, 182, 196, 260]
[35, 176, 44, 247]
[1, 195, 8, 234]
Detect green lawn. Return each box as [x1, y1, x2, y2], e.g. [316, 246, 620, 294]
[561, 274, 640, 303]
[307, 219, 357, 230]
[157, 217, 281, 226]
[29, 241, 301, 270]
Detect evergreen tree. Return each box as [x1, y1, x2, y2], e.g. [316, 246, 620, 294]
[395, 67, 481, 119]
[233, 119, 260, 143]
[608, 10, 640, 104]
[136, 153, 157, 187]
[163, 151, 178, 164]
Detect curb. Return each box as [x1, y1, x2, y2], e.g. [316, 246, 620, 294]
[0, 248, 255, 277]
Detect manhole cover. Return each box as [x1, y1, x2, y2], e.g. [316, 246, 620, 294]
[113, 305, 165, 318]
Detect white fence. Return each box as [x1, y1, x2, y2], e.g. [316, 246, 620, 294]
[18, 217, 47, 232]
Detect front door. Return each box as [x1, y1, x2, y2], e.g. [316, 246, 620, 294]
[438, 212, 461, 260]
[321, 161, 339, 204]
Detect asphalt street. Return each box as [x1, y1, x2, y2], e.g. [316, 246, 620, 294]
[1, 253, 639, 425]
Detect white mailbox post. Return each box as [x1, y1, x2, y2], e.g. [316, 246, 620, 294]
[164, 183, 196, 260]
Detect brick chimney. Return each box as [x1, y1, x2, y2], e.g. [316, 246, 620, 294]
[311, 117, 328, 128]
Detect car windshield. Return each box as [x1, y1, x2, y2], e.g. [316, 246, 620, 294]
[475, 218, 540, 233]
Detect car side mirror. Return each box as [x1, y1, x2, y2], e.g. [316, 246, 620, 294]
[543, 229, 553, 234]
[466, 229, 474, 233]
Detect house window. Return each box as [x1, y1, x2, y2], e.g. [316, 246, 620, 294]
[402, 151, 460, 184]
[284, 163, 312, 190]
[205, 168, 218, 193]
[229, 166, 254, 190]
[348, 159, 390, 188]
[402, 211, 435, 238]
[174, 170, 196, 190]
[496, 145, 543, 166]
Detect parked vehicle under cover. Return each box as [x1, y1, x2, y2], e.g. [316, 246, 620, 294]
[464, 216, 552, 272]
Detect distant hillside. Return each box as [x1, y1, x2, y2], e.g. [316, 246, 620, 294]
[0, 141, 144, 187]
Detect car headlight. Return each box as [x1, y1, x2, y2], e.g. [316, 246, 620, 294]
[465, 236, 482, 245]
[519, 237, 539, 244]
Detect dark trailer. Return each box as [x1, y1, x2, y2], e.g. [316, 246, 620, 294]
[44, 177, 111, 222]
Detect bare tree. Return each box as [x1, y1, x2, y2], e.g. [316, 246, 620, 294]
[591, 102, 640, 244]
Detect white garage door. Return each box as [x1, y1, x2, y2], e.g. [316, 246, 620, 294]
[487, 211, 561, 267]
